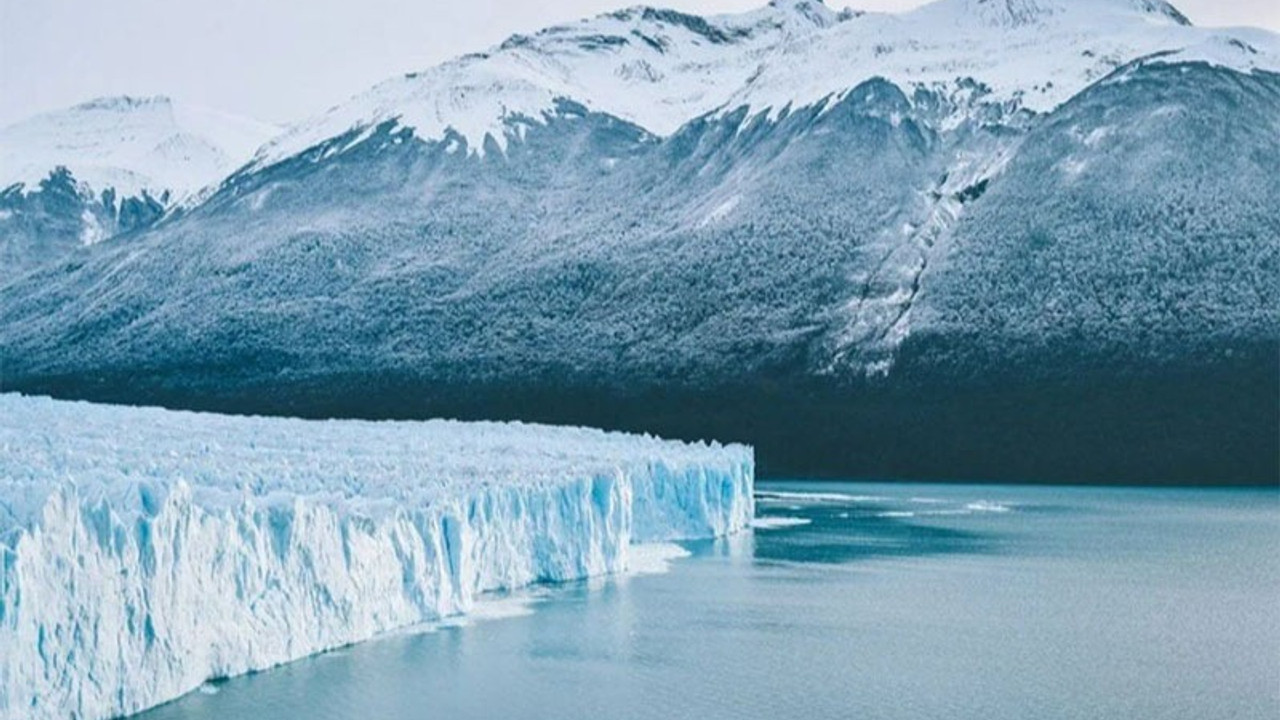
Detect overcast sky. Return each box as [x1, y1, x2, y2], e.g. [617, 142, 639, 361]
[2, 0, 1277, 128]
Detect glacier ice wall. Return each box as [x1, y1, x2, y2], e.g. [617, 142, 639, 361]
[0, 394, 753, 720]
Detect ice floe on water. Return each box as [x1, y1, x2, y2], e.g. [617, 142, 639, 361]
[458, 593, 543, 623]
[626, 542, 694, 575]
[874, 500, 1015, 519]
[755, 490, 887, 503]
[965, 500, 1013, 513]
[750, 517, 813, 530]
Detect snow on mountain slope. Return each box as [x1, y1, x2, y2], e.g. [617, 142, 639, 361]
[0, 95, 280, 201]
[0, 394, 753, 720]
[723, 0, 1280, 126]
[250, 0, 1279, 167]
[0, 96, 280, 283]
[250, 0, 848, 165]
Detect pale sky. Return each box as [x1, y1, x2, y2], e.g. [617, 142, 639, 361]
[2, 0, 1277, 128]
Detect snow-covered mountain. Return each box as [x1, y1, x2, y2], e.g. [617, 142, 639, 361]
[0, 96, 279, 279]
[1, 0, 1277, 484]
[247, 0, 1276, 164]
[1, 95, 279, 199]
[247, 0, 848, 165]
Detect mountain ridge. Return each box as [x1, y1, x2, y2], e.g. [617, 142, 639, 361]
[0, 95, 279, 282]
[244, 0, 1277, 170]
[0, 0, 1276, 484]
[1, 94, 279, 199]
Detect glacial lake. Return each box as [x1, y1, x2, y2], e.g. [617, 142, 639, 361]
[136, 482, 1279, 720]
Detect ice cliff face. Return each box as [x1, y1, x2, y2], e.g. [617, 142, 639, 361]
[0, 394, 753, 720]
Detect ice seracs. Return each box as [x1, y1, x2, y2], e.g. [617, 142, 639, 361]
[0, 394, 753, 720]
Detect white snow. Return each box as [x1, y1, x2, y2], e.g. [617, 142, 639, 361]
[250, 0, 1280, 166]
[965, 500, 1012, 513]
[249, 1, 848, 165]
[1127, 28, 1280, 73]
[0, 394, 753, 720]
[77, 208, 105, 246]
[0, 96, 280, 202]
[625, 542, 694, 574]
[699, 194, 741, 227]
[723, 0, 1280, 128]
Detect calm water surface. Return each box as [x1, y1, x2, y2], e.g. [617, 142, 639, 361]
[138, 482, 1280, 720]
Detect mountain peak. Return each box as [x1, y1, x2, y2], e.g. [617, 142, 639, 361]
[0, 96, 279, 199]
[971, 0, 1060, 26]
[766, 0, 845, 28]
[1135, 0, 1192, 26]
[251, 0, 1271, 169]
[70, 95, 173, 113]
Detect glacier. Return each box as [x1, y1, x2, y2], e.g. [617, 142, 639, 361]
[0, 394, 753, 720]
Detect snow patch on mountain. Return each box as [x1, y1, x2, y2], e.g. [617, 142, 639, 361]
[0, 394, 753, 720]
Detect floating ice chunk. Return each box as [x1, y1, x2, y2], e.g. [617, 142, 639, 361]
[755, 490, 886, 503]
[626, 542, 693, 575]
[750, 517, 812, 530]
[452, 593, 542, 624]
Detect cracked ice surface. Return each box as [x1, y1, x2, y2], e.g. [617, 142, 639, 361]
[0, 394, 753, 720]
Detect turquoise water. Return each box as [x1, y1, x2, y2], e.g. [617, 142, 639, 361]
[137, 483, 1280, 720]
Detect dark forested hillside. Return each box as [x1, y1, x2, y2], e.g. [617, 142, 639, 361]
[1, 59, 1276, 484]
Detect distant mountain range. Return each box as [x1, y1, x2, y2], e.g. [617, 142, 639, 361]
[2, 0, 1277, 484]
[0, 96, 278, 281]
